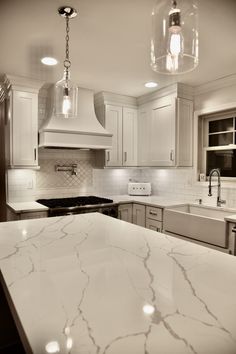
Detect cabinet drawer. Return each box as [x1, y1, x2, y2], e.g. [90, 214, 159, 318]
[146, 218, 162, 232]
[146, 206, 162, 221]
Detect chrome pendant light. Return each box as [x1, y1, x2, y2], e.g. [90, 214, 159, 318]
[55, 6, 78, 118]
[151, 0, 199, 74]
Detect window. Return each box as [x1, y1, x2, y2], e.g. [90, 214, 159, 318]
[201, 110, 236, 178]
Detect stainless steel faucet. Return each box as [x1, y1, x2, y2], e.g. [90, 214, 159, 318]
[208, 168, 226, 207]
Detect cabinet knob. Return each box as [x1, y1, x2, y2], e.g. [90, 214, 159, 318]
[124, 151, 127, 162]
[107, 151, 110, 162]
[34, 148, 37, 161]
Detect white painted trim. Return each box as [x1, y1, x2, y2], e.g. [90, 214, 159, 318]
[137, 83, 178, 105]
[193, 101, 236, 182]
[3, 74, 43, 93]
[194, 73, 236, 96]
[137, 83, 194, 105]
[94, 91, 137, 108]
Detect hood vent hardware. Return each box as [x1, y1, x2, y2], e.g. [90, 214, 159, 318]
[55, 164, 78, 176]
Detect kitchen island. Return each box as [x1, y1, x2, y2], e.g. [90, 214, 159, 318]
[0, 213, 236, 354]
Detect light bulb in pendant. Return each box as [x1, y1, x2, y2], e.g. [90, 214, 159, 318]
[166, 3, 184, 72]
[62, 86, 71, 117]
[151, 0, 198, 74]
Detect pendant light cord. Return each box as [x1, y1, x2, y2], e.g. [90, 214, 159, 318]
[64, 16, 71, 81]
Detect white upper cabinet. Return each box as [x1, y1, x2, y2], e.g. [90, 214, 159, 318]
[138, 84, 193, 167]
[95, 92, 137, 167]
[3, 75, 42, 169]
[105, 105, 123, 166]
[11, 91, 38, 167]
[150, 96, 176, 166]
[122, 107, 137, 166]
[95, 84, 193, 168]
[176, 97, 193, 166]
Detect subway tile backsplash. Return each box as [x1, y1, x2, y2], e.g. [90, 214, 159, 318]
[6, 149, 236, 207]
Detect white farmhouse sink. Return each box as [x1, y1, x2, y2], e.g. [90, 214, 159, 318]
[163, 204, 236, 248]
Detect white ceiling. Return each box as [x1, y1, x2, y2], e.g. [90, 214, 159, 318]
[0, 0, 236, 97]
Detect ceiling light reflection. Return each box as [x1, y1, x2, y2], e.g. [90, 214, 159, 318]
[143, 304, 155, 315]
[66, 337, 73, 350]
[45, 341, 60, 353]
[22, 229, 27, 237]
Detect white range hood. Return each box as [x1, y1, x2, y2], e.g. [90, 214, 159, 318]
[39, 87, 112, 149]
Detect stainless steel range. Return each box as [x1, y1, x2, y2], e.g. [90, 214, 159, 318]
[37, 196, 118, 218]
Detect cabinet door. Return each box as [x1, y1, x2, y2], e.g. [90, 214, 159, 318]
[149, 97, 175, 166]
[138, 104, 150, 166]
[176, 98, 193, 167]
[123, 107, 137, 166]
[12, 91, 38, 167]
[133, 203, 145, 227]
[105, 105, 123, 166]
[118, 204, 133, 223]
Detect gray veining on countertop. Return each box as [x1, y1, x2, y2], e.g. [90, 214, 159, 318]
[0, 213, 236, 354]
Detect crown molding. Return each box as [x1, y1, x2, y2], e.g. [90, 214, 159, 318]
[3, 74, 43, 93]
[194, 73, 236, 96]
[137, 83, 194, 105]
[94, 91, 137, 108]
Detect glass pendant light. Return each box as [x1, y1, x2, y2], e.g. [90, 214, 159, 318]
[151, 0, 199, 74]
[55, 6, 78, 118]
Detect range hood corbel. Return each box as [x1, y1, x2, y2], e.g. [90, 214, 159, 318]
[39, 87, 112, 149]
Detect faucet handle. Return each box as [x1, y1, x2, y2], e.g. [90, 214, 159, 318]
[220, 199, 226, 205]
[195, 198, 202, 205]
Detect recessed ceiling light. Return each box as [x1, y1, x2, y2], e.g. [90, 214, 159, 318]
[145, 81, 158, 88]
[41, 57, 58, 66]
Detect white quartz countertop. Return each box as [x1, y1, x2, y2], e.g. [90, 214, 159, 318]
[0, 213, 236, 354]
[225, 215, 236, 222]
[7, 196, 184, 214]
[7, 201, 48, 213]
[110, 195, 185, 208]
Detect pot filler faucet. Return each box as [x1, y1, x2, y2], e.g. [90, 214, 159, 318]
[208, 168, 226, 207]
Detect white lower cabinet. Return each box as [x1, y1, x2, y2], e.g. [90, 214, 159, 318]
[133, 203, 145, 227]
[118, 204, 133, 223]
[7, 208, 48, 221]
[119, 202, 163, 232]
[146, 219, 162, 232]
[146, 205, 163, 232]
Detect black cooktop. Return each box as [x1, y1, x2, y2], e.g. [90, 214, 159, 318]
[37, 196, 114, 209]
